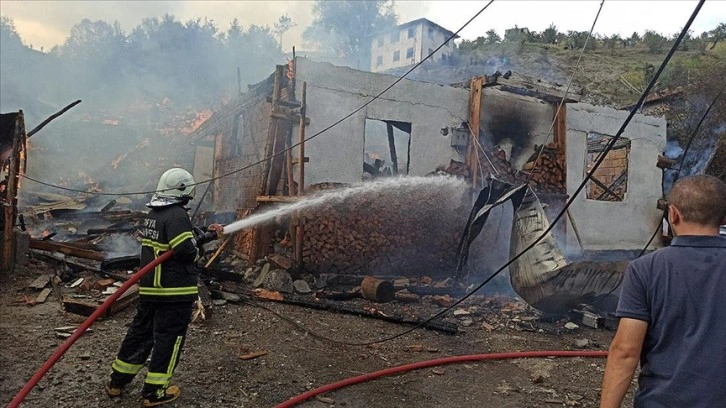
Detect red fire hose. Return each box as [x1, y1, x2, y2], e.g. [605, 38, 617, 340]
[274, 350, 609, 408]
[7, 251, 173, 408]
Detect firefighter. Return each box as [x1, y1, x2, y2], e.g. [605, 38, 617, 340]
[106, 167, 222, 406]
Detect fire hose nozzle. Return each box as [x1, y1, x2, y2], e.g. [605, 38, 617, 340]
[196, 230, 221, 246]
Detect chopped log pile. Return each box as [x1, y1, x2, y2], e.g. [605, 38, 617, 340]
[298, 182, 469, 277]
[522, 144, 567, 194]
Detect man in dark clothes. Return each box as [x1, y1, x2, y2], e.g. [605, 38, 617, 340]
[600, 174, 726, 407]
[106, 168, 222, 407]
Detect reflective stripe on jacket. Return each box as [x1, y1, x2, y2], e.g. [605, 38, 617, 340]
[138, 204, 199, 302]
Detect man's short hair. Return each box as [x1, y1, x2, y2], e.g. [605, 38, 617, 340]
[667, 175, 726, 226]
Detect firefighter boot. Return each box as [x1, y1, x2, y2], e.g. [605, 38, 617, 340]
[105, 382, 123, 398]
[142, 385, 181, 407]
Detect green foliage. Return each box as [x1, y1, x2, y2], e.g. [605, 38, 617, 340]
[642, 30, 666, 53]
[303, 0, 397, 66]
[1, 16, 24, 49]
[541, 24, 558, 45]
[485, 29, 500, 45]
[565, 30, 596, 51]
[273, 14, 296, 45]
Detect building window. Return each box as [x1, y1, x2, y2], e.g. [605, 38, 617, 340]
[408, 27, 415, 39]
[377, 37, 384, 47]
[391, 31, 400, 43]
[393, 50, 400, 62]
[376, 55, 383, 66]
[428, 27, 434, 40]
[586, 133, 630, 202]
[406, 47, 414, 59]
[428, 48, 434, 59]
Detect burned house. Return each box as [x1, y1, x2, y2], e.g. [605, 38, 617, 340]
[189, 57, 666, 287]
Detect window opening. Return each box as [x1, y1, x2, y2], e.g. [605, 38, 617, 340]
[408, 27, 416, 39]
[363, 119, 411, 180]
[393, 50, 400, 62]
[406, 47, 414, 59]
[586, 132, 630, 201]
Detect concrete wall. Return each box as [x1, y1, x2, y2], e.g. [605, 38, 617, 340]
[480, 88, 555, 168]
[293, 57, 469, 186]
[565, 103, 666, 251]
[370, 22, 455, 72]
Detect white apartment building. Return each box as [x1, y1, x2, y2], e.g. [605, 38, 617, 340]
[370, 18, 459, 73]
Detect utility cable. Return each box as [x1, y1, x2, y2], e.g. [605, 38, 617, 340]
[522, 0, 604, 186]
[16, 1, 496, 197]
[238, 0, 705, 347]
[637, 81, 725, 257]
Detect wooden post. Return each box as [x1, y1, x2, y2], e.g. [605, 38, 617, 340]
[553, 103, 567, 184]
[553, 103, 568, 244]
[212, 132, 224, 206]
[386, 122, 399, 175]
[294, 82, 307, 266]
[297, 82, 307, 196]
[468, 77, 483, 189]
[3, 111, 24, 272]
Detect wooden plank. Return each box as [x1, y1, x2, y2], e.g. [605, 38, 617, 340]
[259, 65, 284, 198]
[29, 274, 51, 289]
[270, 112, 310, 125]
[35, 288, 52, 304]
[468, 77, 483, 189]
[29, 239, 105, 261]
[386, 122, 399, 175]
[256, 195, 300, 203]
[62, 284, 139, 317]
[3, 112, 24, 271]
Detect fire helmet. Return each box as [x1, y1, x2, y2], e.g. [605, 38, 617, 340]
[147, 168, 195, 207]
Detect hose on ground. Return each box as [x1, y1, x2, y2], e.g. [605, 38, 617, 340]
[273, 350, 608, 408]
[7, 250, 174, 408]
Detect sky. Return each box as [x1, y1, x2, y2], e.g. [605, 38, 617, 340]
[1, 0, 724, 52]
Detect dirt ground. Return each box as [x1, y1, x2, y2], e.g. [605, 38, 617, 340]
[0, 262, 635, 408]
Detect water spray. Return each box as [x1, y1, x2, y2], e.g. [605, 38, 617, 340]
[221, 175, 468, 235]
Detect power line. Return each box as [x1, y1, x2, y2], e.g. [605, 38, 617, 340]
[258, 0, 705, 347]
[17, 1, 496, 197]
[523, 0, 604, 186]
[637, 82, 726, 258]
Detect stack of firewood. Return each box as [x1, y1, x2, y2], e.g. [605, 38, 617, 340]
[522, 144, 566, 194]
[300, 184, 468, 277]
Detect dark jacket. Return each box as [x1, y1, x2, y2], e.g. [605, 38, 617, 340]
[138, 204, 199, 302]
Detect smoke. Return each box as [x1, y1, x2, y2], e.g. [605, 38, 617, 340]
[1, 13, 285, 202]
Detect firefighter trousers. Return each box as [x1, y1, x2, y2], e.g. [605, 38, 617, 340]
[110, 300, 193, 396]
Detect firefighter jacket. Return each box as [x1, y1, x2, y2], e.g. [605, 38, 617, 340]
[138, 204, 199, 302]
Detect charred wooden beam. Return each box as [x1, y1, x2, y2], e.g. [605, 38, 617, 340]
[247, 289, 458, 334]
[26, 100, 81, 137]
[589, 175, 624, 201]
[30, 249, 102, 273]
[29, 239, 105, 261]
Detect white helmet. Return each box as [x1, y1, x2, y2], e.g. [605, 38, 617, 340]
[148, 168, 195, 207]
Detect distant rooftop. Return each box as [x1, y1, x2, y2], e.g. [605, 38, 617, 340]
[373, 18, 460, 39]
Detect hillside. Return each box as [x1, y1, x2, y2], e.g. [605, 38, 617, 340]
[389, 40, 726, 181]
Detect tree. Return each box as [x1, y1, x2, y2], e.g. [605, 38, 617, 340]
[0, 16, 24, 50]
[708, 23, 726, 50]
[485, 29, 500, 45]
[303, 0, 397, 67]
[541, 24, 558, 45]
[642, 30, 666, 53]
[629, 31, 641, 47]
[273, 14, 296, 46]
